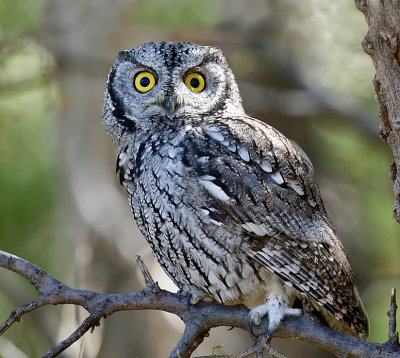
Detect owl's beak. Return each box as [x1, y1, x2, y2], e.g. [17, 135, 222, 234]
[163, 92, 177, 115]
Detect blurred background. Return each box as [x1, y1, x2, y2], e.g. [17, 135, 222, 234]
[0, 0, 399, 357]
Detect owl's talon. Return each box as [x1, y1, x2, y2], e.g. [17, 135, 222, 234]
[178, 288, 204, 310]
[249, 319, 257, 337]
[265, 327, 274, 344]
[186, 293, 193, 310]
[249, 299, 302, 339]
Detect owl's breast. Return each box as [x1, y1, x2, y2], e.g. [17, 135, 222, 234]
[117, 127, 266, 302]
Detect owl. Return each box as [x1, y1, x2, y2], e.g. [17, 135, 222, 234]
[102, 41, 369, 340]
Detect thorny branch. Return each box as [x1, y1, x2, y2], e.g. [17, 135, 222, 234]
[0, 250, 400, 358]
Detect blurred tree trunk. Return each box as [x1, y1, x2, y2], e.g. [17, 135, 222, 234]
[42, 1, 182, 357]
[355, 0, 400, 224]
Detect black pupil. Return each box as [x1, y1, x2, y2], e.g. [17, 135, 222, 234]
[190, 77, 200, 88]
[140, 76, 151, 87]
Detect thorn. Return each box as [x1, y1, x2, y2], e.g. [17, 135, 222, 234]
[135, 255, 159, 291]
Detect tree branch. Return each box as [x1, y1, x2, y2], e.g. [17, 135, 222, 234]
[1, 250, 399, 358]
[387, 288, 400, 348]
[355, 0, 400, 223]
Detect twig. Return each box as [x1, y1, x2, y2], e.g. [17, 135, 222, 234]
[387, 288, 400, 347]
[235, 335, 267, 358]
[135, 255, 158, 289]
[42, 314, 102, 358]
[234, 336, 288, 358]
[266, 346, 289, 358]
[0, 296, 50, 335]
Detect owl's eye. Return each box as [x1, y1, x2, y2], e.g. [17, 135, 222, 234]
[134, 72, 156, 92]
[185, 72, 206, 93]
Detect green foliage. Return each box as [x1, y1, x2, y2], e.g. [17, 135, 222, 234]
[0, 0, 45, 34]
[0, 2, 59, 355]
[132, 0, 222, 29]
[0, 41, 57, 260]
[313, 120, 400, 342]
[314, 122, 400, 272]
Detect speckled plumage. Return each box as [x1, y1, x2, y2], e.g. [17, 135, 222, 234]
[102, 41, 369, 339]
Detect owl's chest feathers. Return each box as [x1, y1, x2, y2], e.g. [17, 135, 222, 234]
[117, 128, 273, 304]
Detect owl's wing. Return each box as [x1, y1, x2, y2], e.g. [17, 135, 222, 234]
[187, 116, 368, 338]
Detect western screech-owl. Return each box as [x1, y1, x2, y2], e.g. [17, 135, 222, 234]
[102, 41, 368, 339]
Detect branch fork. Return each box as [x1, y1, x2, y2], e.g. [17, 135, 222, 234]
[1, 250, 400, 357]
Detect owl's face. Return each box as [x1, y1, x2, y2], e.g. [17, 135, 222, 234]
[103, 42, 244, 142]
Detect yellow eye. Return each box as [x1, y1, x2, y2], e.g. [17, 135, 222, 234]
[185, 72, 206, 93]
[134, 71, 156, 92]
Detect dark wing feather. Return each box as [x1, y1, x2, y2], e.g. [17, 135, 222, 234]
[186, 115, 368, 338]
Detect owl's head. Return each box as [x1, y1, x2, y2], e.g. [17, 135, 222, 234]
[102, 42, 245, 142]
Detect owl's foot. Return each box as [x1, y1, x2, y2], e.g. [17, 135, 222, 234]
[178, 287, 208, 309]
[249, 297, 302, 340]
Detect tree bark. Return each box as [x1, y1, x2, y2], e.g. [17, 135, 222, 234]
[355, 0, 400, 223]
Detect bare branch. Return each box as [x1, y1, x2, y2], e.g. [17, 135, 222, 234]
[0, 296, 51, 335]
[42, 314, 102, 358]
[1, 250, 400, 357]
[170, 323, 210, 358]
[387, 288, 400, 348]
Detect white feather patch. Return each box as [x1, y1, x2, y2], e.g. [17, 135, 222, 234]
[270, 171, 284, 185]
[201, 208, 209, 216]
[238, 147, 250, 162]
[228, 143, 237, 152]
[168, 146, 178, 159]
[288, 182, 305, 196]
[199, 179, 230, 202]
[204, 127, 224, 142]
[242, 222, 266, 236]
[197, 156, 209, 164]
[260, 160, 272, 173]
[210, 219, 223, 226]
[200, 175, 216, 181]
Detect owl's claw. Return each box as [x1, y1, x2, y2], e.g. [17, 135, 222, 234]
[186, 293, 193, 310]
[176, 290, 194, 309]
[249, 299, 302, 340]
[178, 288, 205, 311]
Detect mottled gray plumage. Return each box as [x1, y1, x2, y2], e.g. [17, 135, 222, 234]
[102, 41, 369, 339]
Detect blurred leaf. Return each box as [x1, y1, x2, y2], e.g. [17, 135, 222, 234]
[0, 40, 57, 264]
[312, 120, 400, 342]
[132, 0, 222, 29]
[0, 0, 45, 34]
